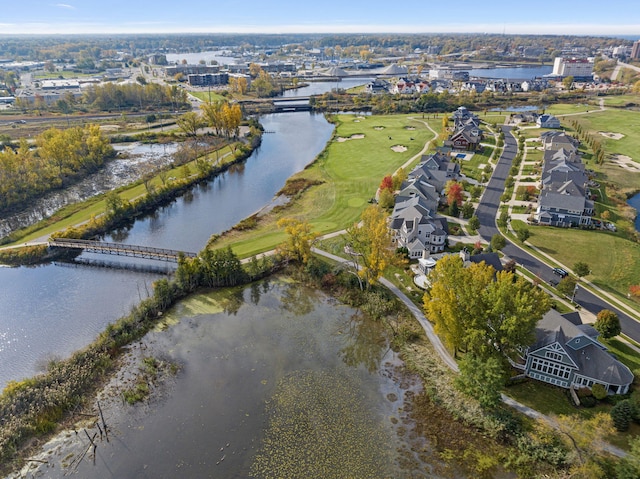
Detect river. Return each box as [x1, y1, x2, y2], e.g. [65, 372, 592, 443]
[0, 111, 334, 389]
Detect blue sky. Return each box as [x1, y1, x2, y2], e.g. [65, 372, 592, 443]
[1, 1, 639, 36]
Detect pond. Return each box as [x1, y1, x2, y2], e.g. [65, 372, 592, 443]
[14, 279, 435, 479]
[628, 191, 640, 232]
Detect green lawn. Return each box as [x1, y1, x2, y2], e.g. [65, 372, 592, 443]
[601, 94, 640, 107]
[572, 109, 640, 163]
[521, 224, 640, 302]
[460, 147, 494, 181]
[189, 91, 228, 102]
[213, 114, 439, 257]
[546, 103, 597, 116]
[525, 149, 543, 163]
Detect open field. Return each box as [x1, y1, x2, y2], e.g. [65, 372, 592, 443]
[572, 109, 640, 163]
[522, 224, 640, 300]
[212, 114, 439, 257]
[546, 103, 598, 116]
[189, 91, 229, 102]
[601, 94, 640, 107]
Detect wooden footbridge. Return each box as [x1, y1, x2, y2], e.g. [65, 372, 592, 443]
[49, 238, 198, 263]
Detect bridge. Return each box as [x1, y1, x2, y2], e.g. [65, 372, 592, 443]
[49, 238, 198, 263]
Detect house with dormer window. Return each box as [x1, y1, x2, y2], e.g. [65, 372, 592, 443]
[521, 309, 633, 395]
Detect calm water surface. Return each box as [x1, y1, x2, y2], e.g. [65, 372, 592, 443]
[22, 280, 429, 479]
[628, 192, 640, 232]
[468, 65, 553, 80]
[0, 112, 334, 388]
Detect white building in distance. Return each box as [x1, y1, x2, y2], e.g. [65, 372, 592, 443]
[552, 57, 594, 79]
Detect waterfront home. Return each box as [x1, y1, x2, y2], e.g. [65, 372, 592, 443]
[521, 309, 633, 395]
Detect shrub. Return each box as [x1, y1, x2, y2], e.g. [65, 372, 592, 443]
[580, 396, 597, 408]
[592, 383, 608, 400]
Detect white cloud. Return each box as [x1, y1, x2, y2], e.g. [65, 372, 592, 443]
[55, 3, 76, 9]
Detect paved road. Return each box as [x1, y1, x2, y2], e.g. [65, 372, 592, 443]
[476, 126, 640, 342]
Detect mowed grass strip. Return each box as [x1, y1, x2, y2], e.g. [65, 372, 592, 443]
[213, 114, 439, 257]
[522, 224, 640, 298]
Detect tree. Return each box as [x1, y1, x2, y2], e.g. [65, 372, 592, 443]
[379, 174, 393, 192]
[277, 218, 318, 265]
[346, 205, 393, 289]
[490, 233, 506, 251]
[392, 167, 407, 190]
[554, 413, 614, 471]
[616, 435, 640, 479]
[516, 227, 530, 243]
[461, 201, 474, 219]
[424, 254, 492, 354]
[378, 188, 395, 209]
[611, 400, 632, 432]
[498, 210, 510, 228]
[424, 254, 550, 361]
[562, 75, 574, 90]
[176, 111, 204, 137]
[557, 276, 577, 298]
[573, 261, 590, 279]
[594, 309, 621, 339]
[448, 200, 459, 218]
[456, 355, 505, 409]
[445, 180, 464, 206]
[467, 215, 480, 232]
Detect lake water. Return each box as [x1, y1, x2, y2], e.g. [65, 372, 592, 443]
[468, 65, 553, 80]
[13, 280, 432, 478]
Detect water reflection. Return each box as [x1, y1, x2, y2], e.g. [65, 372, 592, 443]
[27, 279, 416, 478]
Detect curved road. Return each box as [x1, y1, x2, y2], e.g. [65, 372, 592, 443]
[476, 126, 640, 342]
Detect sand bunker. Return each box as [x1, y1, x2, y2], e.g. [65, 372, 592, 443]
[599, 131, 624, 140]
[609, 154, 640, 171]
[336, 134, 365, 142]
[405, 126, 416, 130]
[100, 125, 121, 131]
[391, 145, 408, 153]
[373, 126, 385, 130]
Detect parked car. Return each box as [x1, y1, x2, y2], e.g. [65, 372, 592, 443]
[553, 267, 568, 278]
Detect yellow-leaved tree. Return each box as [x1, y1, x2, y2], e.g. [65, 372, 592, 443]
[346, 205, 393, 290]
[277, 218, 318, 265]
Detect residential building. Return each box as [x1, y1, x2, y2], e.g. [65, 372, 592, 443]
[389, 152, 457, 258]
[537, 114, 561, 129]
[552, 57, 594, 79]
[444, 124, 483, 151]
[536, 132, 593, 227]
[408, 152, 460, 194]
[187, 72, 229, 87]
[389, 78, 416, 94]
[364, 79, 388, 94]
[631, 40, 640, 60]
[521, 309, 633, 395]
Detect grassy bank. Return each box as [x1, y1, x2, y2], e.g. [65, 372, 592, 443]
[210, 113, 439, 257]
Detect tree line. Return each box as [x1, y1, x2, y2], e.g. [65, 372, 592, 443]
[15, 82, 189, 114]
[0, 125, 114, 215]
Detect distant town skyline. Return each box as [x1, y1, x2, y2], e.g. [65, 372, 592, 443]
[1, 1, 639, 37]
